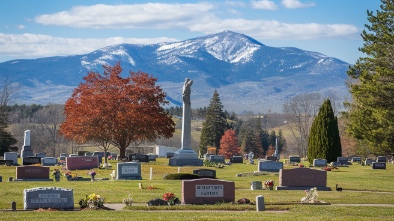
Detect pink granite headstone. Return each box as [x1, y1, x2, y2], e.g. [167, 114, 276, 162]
[16, 166, 49, 179]
[66, 156, 99, 170]
[182, 178, 235, 204]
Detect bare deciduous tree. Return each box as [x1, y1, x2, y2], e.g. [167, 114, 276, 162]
[283, 93, 322, 157]
[32, 104, 68, 157]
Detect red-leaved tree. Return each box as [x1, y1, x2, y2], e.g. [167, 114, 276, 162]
[60, 62, 175, 159]
[218, 129, 241, 159]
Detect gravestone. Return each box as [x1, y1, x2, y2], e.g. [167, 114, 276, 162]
[166, 152, 174, 158]
[230, 155, 243, 164]
[84, 152, 93, 156]
[35, 153, 46, 158]
[337, 157, 348, 165]
[156, 146, 177, 158]
[69, 154, 79, 157]
[372, 162, 386, 169]
[4, 152, 18, 165]
[204, 154, 214, 160]
[21, 130, 34, 158]
[351, 157, 362, 163]
[258, 160, 283, 172]
[376, 156, 387, 163]
[289, 156, 301, 163]
[22, 157, 41, 165]
[276, 168, 331, 190]
[66, 156, 99, 170]
[148, 154, 157, 162]
[193, 169, 216, 178]
[330, 161, 341, 167]
[365, 159, 373, 166]
[128, 153, 149, 162]
[313, 159, 327, 167]
[41, 157, 58, 166]
[251, 181, 262, 190]
[266, 156, 278, 161]
[182, 178, 235, 204]
[209, 155, 225, 164]
[15, 166, 51, 181]
[116, 162, 142, 180]
[24, 187, 74, 210]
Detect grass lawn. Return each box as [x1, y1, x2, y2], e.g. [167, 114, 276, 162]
[0, 158, 393, 220]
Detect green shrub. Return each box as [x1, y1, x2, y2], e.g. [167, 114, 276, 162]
[163, 173, 199, 180]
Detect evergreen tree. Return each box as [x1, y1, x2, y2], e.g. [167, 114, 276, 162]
[0, 106, 18, 155]
[199, 90, 226, 154]
[308, 99, 342, 163]
[346, 0, 394, 154]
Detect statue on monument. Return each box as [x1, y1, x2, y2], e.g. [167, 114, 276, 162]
[182, 78, 193, 105]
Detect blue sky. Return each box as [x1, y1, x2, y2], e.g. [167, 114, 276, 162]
[0, 0, 381, 64]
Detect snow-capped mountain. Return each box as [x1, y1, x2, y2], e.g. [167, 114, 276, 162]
[0, 31, 350, 113]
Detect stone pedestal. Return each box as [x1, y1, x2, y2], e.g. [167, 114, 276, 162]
[21, 146, 33, 158]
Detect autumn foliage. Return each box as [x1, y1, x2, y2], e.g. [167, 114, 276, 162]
[60, 62, 175, 158]
[218, 129, 241, 159]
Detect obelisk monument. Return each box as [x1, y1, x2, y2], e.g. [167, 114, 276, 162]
[169, 78, 203, 166]
[21, 130, 34, 157]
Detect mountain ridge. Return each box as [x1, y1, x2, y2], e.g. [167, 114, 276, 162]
[0, 30, 350, 113]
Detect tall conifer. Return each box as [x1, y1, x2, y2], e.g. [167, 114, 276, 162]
[308, 99, 342, 163]
[199, 90, 226, 154]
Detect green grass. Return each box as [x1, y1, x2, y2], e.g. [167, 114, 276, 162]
[0, 158, 393, 220]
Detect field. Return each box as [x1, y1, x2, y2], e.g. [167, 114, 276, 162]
[0, 158, 393, 221]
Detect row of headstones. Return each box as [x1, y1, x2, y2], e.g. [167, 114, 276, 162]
[24, 166, 333, 210]
[336, 156, 387, 169]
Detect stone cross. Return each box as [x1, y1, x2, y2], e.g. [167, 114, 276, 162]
[181, 78, 193, 150]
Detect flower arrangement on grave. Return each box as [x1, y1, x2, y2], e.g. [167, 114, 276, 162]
[122, 194, 133, 206]
[299, 164, 304, 167]
[301, 187, 319, 203]
[79, 193, 105, 209]
[263, 180, 274, 190]
[163, 192, 178, 205]
[88, 170, 96, 181]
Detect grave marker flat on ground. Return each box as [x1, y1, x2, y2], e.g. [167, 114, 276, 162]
[192, 169, 216, 178]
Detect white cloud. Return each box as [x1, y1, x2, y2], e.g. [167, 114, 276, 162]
[189, 19, 359, 40]
[17, 25, 25, 29]
[251, 0, 278, 10]
[0, 33, 177, 59]
[34, 3, 215, 29]
[281, 0, 315, 9]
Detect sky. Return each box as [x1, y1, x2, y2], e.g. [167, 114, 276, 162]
[0, 0, 382, 64]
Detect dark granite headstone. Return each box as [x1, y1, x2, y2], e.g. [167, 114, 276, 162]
[376, 156, 387, 163]
[337, 157, 348, 165]
[128, 154, 149, 162]
[289, 156, 301, 163]
[372, 162, 386, 169]
[365, 159, 373, 166]
[313, 159, 327, 167]
[193, 169, 216, 178]
[166, 152, 174, 158]
[351, 157, 362, 163]
[209, 155, 225, 164]
[230, 155, 243, 163]
[266, 156, 278, 161]
[22, 157, 41, 165]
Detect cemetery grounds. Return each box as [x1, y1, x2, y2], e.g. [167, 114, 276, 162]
[0, 158, 393, 221]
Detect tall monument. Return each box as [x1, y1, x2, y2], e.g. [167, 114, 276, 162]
[21, 130, 34, 158]
[169, 78, 203, 166]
